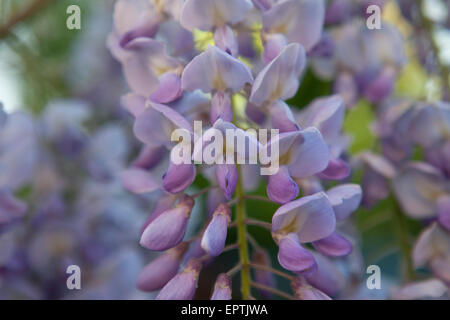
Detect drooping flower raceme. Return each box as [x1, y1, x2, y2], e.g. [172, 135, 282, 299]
[110, 0, 363, 300]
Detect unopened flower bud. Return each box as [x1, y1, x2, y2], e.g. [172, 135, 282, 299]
[137, 243, 188, 292]
[211, 273, 232, 300]
[291, 277, 331, 300]
[140, 195, 194, 251]
[201, 203, 231, 257]
[156, 259, 202, 300]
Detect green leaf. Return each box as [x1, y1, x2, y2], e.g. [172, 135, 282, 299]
[343, 100, 376, 154]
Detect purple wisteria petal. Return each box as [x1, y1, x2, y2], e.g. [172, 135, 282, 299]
[272, 192, 335, 243]
[392, 279, 448, 300]
[132, 145, 165, 170]
[304, 253, 345, 296]
[163, 161, 196, 194]
[157, 20, 195, 57]
[318, 158, 350, 180]
[288, 128, 330, 179]
[270, 100, 301, 133]
[412, 223, 450, 282]
[359, 152, 395, 207]
[334, 72, 358, 107]
[267, 165, 299, 204]
[408, 102, 450, 148]
[262, 33, 287, 64]
[180, 0, 253, 31]
[133, 102, 192, 147]
[115, 38, 181, 97]
[291, 277, 331, 300]
[120, 168, 160, 194]
[214, 25, 239, 57]
[263, 0, 325, 52]
[0, 190, 27, 226]
[266, 128, 329, 178]
[140, 196, 194, 251]
[393, 163, 449, 219]
[201, 203, 231, 257]
[193, 119, 261, 165]
[430, 258, 450, 284]
[359, 152, 397, 179]
[250, 43, 306, 106]
[211, 91, 233, 124]
[216, 119, 261, 162]
[253, 0, 273, 11]
[308, 32, 335, 58]
[136, 243, 187, 291]
[299, 95, 345, 143]
[245, 102, 267, 125]
[297, 177, 324, 196]
[156, 259, 202, 300]
[216, 164, 238, 200]
[207, 188, 227, 217]
[118, 16, 160, 49]
[113, 0, 160, 47]
[277, 233, 316, 272]
[437, 196, 450, 231]
[270, 130, 303, 162]
[211, 273, 232, 300]
[120, 93, 147, 117]
[426, 141, 450, 178]
[325, 0, 351, 24]
[149, 72, 183, 104]
[412, 223, 435, 269]
[312, 232, 353, 257]
[0, 113, 40, 190]
[182, 45, 253, 93]
[363, 67, 396, 104]
[140, 195, 177, 233]
[132, 107, 169, 146]
[326, 184, 362, 220]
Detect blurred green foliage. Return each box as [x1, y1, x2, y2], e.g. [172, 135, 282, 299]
[1, 0, 93, 113]
[343, 100, 377, 154]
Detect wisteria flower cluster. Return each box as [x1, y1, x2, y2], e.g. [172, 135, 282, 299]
[109, 0, 364, 300]
[360, 98, 450, 297]
[313, 0, 450, 299]
[0, 99, 147, 299]
[1, 0, 449, 302]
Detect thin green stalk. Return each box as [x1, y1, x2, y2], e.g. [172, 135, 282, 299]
[236, 165, 251, 299]
[392, 199, 416, 281]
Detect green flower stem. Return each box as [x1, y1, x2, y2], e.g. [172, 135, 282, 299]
[236, 164, 251, 299]
[393, 199, 416, 281]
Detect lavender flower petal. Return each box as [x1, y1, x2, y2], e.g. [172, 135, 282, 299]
[312, 232, 353, 257]
[140, 196, 194, 251]
[277, 233, 316, 272]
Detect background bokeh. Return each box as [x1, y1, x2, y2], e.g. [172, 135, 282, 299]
[0, 0, 449, 299]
